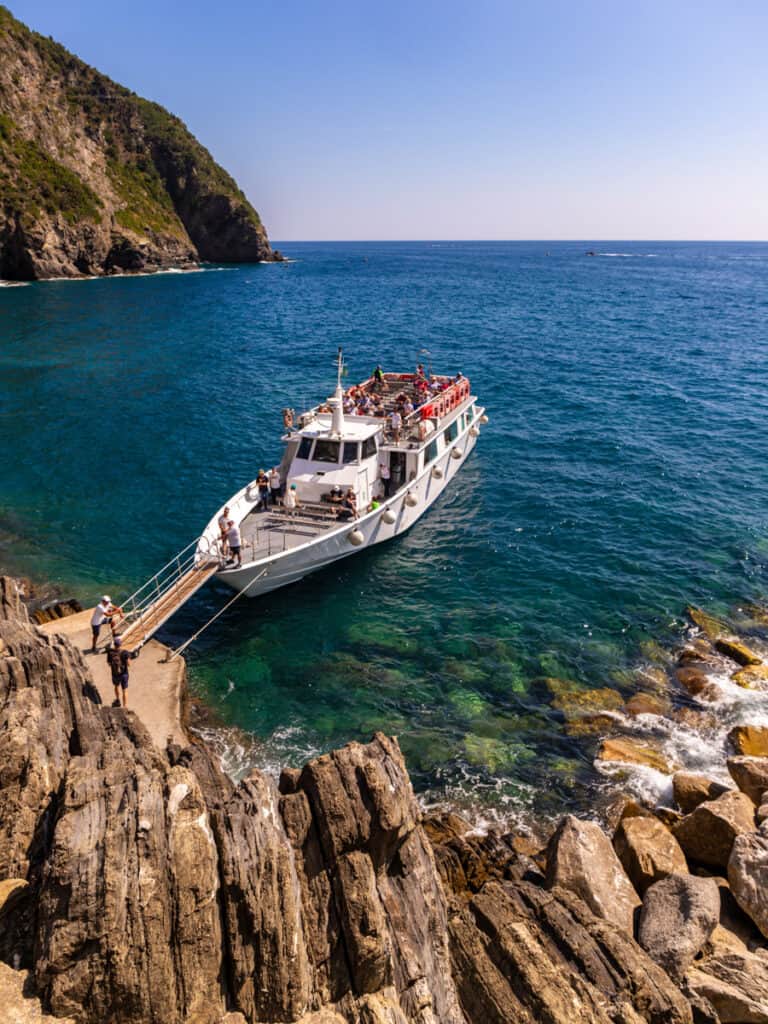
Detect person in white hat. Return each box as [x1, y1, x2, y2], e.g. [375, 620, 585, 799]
[91, 595, 112, 652]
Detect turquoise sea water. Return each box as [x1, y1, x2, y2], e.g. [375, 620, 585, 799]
[2, 242, 768, 823]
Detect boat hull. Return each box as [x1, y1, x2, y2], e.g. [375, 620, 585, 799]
[216, 407, 484, 597]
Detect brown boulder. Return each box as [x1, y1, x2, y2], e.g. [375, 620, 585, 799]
[673, 771, 731, 814]
[614, 816, 688, 893]
[673, 790, 756, 868]
[728, 832, 768, 939]
[727, 756, 768, 804]
[637, 873, 720, 980]
[545, 815, 640, 932]
[715, 637, 762, 667]
[596, 735, 676, 774]
[729, 725, 768, 757]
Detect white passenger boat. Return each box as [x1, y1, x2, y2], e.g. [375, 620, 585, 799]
[196, 352, 487, 598]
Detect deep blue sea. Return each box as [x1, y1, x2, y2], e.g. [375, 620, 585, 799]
[2, 241, 768, 825]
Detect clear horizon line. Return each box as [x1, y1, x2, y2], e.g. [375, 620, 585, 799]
[270, 238, 768, 244]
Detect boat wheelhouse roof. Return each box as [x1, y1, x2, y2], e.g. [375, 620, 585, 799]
[294, 415, 381, 441]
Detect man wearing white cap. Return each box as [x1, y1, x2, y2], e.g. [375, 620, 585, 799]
[91, 595, 112, 652]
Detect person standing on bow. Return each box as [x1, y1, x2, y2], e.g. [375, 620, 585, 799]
[269, 466, 282, 506]
[257, 469, 270, 512]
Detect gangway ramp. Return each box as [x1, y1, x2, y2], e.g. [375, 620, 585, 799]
[116, 538, 220, 650]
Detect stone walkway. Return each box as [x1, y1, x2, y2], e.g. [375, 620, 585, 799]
[38, 609, 187, 749]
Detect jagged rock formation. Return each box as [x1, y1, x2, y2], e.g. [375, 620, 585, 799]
[3, 576, 768, 1024]
[0, 6, 277, 279]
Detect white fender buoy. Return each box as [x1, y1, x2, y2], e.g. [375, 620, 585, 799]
[381, 508, 396, 525]
[405, 492, 419, 507]
[480, 414, 489, 424]
[451, 447, 462, 459]
[349, 529, 365, 546]
[431, 466, 443, 479]
[469, 426, 480, 437]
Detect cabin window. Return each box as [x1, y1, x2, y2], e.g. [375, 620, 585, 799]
[313, 439, 340, 463]
[361, 436, 377, 459]
[444, 420, 458, 444]
[297, 437, 313, 460]
[426, 440, 439, 463]
[342, 441, 360, 463]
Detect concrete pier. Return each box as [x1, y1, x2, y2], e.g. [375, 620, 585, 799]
[38, 608, 188, 748]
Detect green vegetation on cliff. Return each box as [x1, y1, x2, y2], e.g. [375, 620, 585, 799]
[0, 113, 102, 224]
[0, 4, 273, 278]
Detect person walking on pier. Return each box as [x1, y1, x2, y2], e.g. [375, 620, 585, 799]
[106, 636, 140, 708]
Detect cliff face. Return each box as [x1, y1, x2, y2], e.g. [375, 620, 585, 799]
[0, 6, 275, 280]
[0, 579, 707, 1024]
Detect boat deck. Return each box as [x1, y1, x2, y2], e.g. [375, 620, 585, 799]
[234, 504, 337, 564]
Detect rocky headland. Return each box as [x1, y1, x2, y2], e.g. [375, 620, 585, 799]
[0, 6, 279, 280]
[2, 574, 768, 1024]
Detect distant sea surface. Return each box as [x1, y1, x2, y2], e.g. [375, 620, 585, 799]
[2, 241, 768, 825]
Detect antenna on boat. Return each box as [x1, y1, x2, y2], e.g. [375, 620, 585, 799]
[329, 346, 345, 435]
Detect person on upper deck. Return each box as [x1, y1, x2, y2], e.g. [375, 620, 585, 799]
[416, 363, 426, 380]
[389, 408, 402, 442]
[402, 398, 414, 417]
[373, 364, 385, 388]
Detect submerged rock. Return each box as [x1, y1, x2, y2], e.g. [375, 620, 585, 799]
[545, 815, 640, 932]
[638, 874, 720, 980]
[686, 607, 729, 640]
[550, 686, 623, 737]
[673, 791, 756, 868]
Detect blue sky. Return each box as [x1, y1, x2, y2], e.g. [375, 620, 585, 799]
[11, 1, 768, 240]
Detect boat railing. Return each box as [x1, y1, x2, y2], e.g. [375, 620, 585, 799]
[116, 535, 220, 633]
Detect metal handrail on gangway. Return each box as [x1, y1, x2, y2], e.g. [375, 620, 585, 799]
[115, 535, 221, 650]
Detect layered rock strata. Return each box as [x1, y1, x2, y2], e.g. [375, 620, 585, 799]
[2, 577, 768, 1023]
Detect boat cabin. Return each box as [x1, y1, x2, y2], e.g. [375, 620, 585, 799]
[281, 417, 382, 508]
